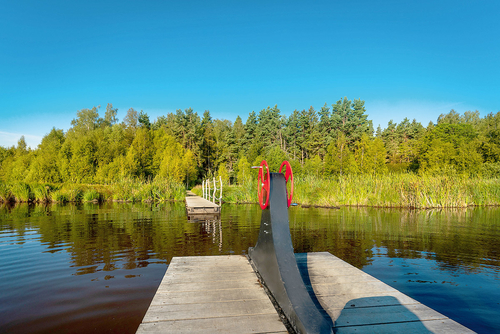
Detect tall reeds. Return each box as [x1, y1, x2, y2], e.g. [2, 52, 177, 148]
[11, 183, 34, 203]
[219, 173, 500, 208]
[109, 177, 185, 202]
[0, 177, 185, 204]
[0, 182, 13, 202]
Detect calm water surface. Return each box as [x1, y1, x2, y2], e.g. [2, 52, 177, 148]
[1, 202, 499, 333]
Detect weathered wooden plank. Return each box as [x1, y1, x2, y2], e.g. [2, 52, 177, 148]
[148, 286, 271, 305]
[306, 272, 379, 284]
[141, 299, 278, 322]
[137, 314, 287, 334]
[156, 278, 262, 292]
[164, 263, 253, 274]
[170, 255, 245, 263]
[312, 281, 400, 295]
[168, 256, 252, 268]
[314, 291, 419, 311]
[161, 271, 258, 284]
[335, 319, 475, 334]
[334, 304, 448, 327]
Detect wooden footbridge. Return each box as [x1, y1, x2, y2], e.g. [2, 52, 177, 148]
[137, 161, 475, 333]
[185, 191, 220, 221]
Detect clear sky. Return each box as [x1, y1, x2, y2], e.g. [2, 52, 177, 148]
[1, 0, 499, 148]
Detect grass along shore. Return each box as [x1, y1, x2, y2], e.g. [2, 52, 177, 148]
[3, 173, 499, 209]
[192, 173, 500, 209]
[0, 177, 185, 204]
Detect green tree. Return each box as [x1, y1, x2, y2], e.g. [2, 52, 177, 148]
[71, 106, 100, 133]
[331, 97, 372, 144]
[236, 156, 252, 184]
[125, 127, 153, 178]
[199, 110, 216, 174]
[325, 133, 357, 175]
[158, 142, 185, 182]
[26, 128, 64, 182]
[216, 162, 230, 186]
[183, 149, 197, 187]
[138, 110, 151, 129]
[104, 103, 118, 126]
[304, 155, 323, 177]
[4, 136, 33, 181]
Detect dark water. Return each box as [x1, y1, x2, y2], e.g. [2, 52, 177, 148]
[1, 203, 499, 333]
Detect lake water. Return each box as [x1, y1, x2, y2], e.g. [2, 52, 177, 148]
[1, 202, 499, 333]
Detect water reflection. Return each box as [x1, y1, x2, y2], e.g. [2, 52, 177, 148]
[2, 202, 500, 276]
[200, 219, 223, 251]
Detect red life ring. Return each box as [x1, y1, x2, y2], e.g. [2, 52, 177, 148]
[258, 160, 270, 210]
[279, 161, 294, 208]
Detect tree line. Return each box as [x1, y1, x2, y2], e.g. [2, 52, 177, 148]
[1, 98, 499, 187]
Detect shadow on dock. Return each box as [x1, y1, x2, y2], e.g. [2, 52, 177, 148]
[332, 296, 432, 333]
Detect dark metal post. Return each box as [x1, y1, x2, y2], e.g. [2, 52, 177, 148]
[249, 173, 333, 334]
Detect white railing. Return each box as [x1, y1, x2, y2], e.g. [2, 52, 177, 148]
[202, 176, 222, 205]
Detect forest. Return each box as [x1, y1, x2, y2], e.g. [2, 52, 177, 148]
[1, 97, 499, 207]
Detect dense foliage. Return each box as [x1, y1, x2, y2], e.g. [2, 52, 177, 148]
[1, 99, 500, 190]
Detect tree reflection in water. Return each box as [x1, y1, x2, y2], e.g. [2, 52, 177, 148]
[1, 202, 499, 333]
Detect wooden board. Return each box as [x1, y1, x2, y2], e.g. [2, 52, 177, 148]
[185, 191, 220, 215]
[136, 255, 287, 334]
[297, 252, 475, 334]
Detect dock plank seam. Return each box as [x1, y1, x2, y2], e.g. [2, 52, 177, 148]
[150, 298, 270, 306]
[155, 287, 263, 293]
[141, 312, 282, 323]
[334, 318, 450, 328]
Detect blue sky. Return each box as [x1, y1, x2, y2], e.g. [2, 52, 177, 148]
[1, 0, 499, 148]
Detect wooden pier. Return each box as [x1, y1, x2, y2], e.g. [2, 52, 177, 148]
[136, 255, 287, 333]
[185, 191, 220, 216]
[296, 252, 474, 333]
[137, 252, 474, 333]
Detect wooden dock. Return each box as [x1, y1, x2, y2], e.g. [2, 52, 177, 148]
[137, 252, 475, 333]
[135, 255, 287, 333]
[185, 191, 220, 216]
[296, 252, 474, 333]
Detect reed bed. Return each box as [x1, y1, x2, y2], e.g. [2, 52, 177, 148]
[192, 180, 257, 204]
[215, 174, 500, 208]
[0, 177, 185, 204]
[109, 177, 185, 202]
